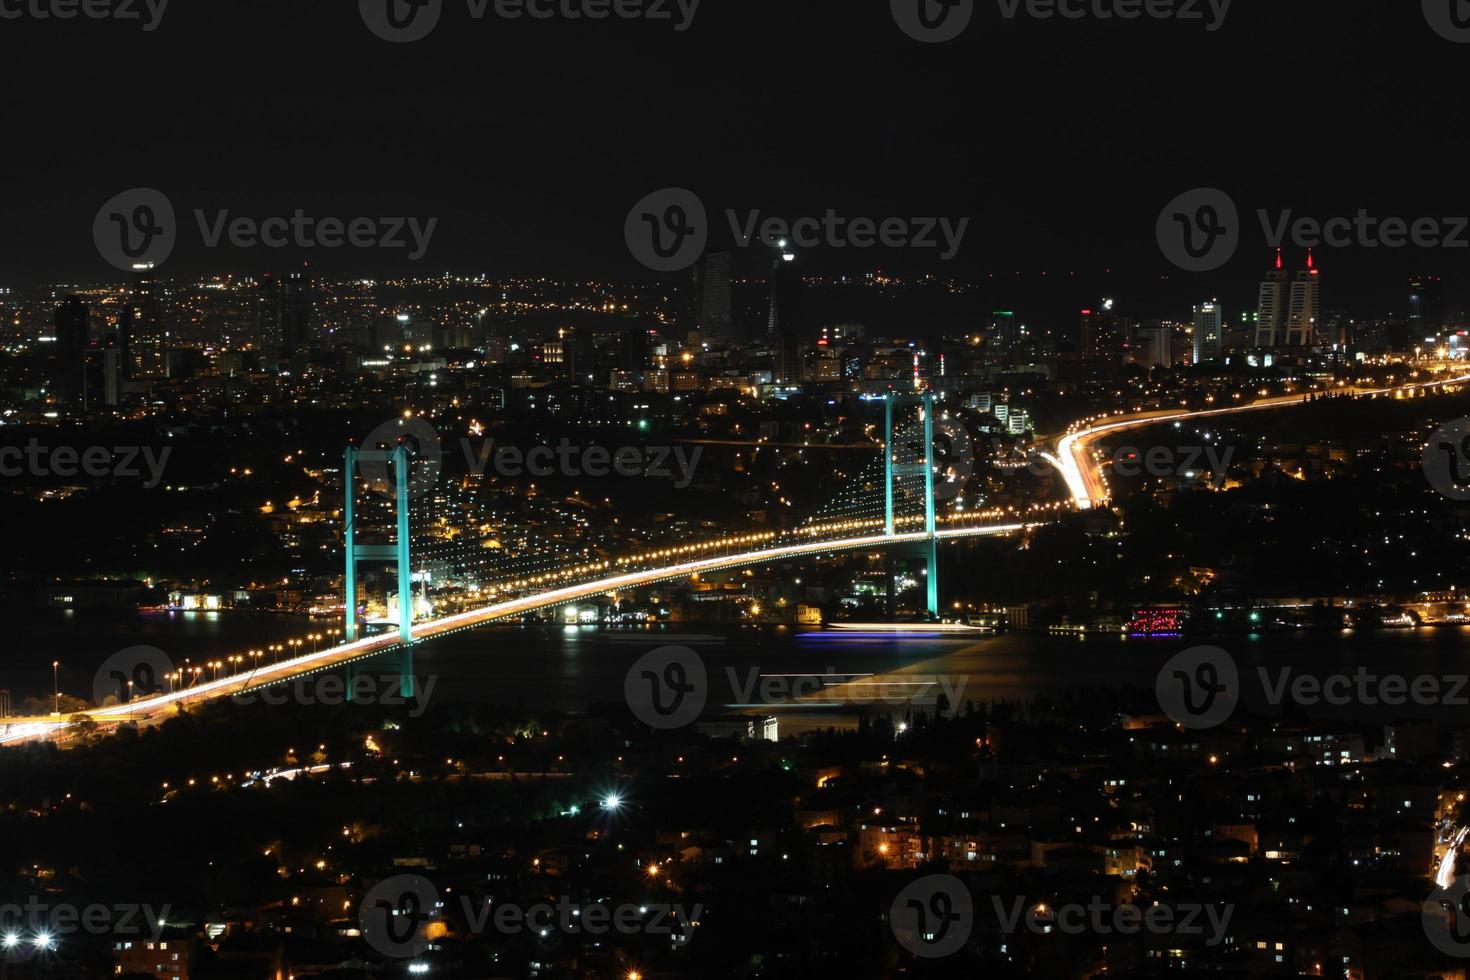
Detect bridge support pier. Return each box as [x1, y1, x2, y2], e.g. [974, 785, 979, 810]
[884, 392, 941, 620]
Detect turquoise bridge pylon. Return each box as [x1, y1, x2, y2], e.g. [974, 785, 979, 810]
[343, 443, 415, 699]
[884, 391, 941, 618]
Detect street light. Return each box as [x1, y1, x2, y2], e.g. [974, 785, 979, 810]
[52, 661, 59, 716]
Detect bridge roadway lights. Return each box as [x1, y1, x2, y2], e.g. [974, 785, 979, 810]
[884, 392, 940, 619]
[343, 444, 416, 702]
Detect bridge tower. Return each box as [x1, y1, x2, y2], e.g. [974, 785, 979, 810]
[884, 391, 940, 618]
[343, 444, 415, 699]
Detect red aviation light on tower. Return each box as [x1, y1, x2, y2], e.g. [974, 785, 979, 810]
[1307, 249, 1318, 275]
[1275, 247, 1283, 270]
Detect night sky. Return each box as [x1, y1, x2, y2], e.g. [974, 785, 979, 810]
[1, 0, 1465, 321]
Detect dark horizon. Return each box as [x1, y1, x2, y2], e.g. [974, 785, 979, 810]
[1, 0, 1467, 322]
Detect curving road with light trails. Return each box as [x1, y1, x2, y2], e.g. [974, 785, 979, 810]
[1055, 372, 1470, 510]
[0, 523, 1029, 744]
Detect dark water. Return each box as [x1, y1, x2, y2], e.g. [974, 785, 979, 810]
[7, 610, 1470, 727]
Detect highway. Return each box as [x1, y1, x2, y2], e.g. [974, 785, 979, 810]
[0, 523, 1028, 744]
[1055, 372, 1470, 509]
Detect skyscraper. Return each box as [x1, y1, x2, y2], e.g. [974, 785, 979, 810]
[120, 262, 168, 379]
[1408, 274, 1444, 338]
[1080, 298, 1125, 375]
[988, 310, 1019, 368]
[1192, 300, 1223, 363]
[693, 249, 733, 342]
[277, 269, 312, 371]
[768, 242, 803, 385]
[1285, 251, 1320, 347]
[1254, 249, 1288, 348]
[1255, 249, 1319, 348]
[52, 295, 89, 403]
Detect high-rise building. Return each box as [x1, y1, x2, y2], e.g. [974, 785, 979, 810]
[84, 335, 125, 409]
[1080, 299, 1125, 374]
[988, 310, 1019, 367]
[255, 272, 279, 355]
[693, 249, 733, 342]
[1192, 301, 1223, 363]
[52, 295, 89, 403]
[1135, 323, 1173, 368]
[1254, 249, 1289, 348]
[1286, 251, 1320, 347]
[119, 263, 168, 379]
[768, 242, 803, 385]
[1408, 274, 1444, 338]
[277, 269, 312, 371]
[1255, 249, 1318, 348]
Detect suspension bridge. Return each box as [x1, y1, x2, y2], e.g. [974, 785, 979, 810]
[6, 372, 1467, 744]
[0, 392, 1032, 742]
